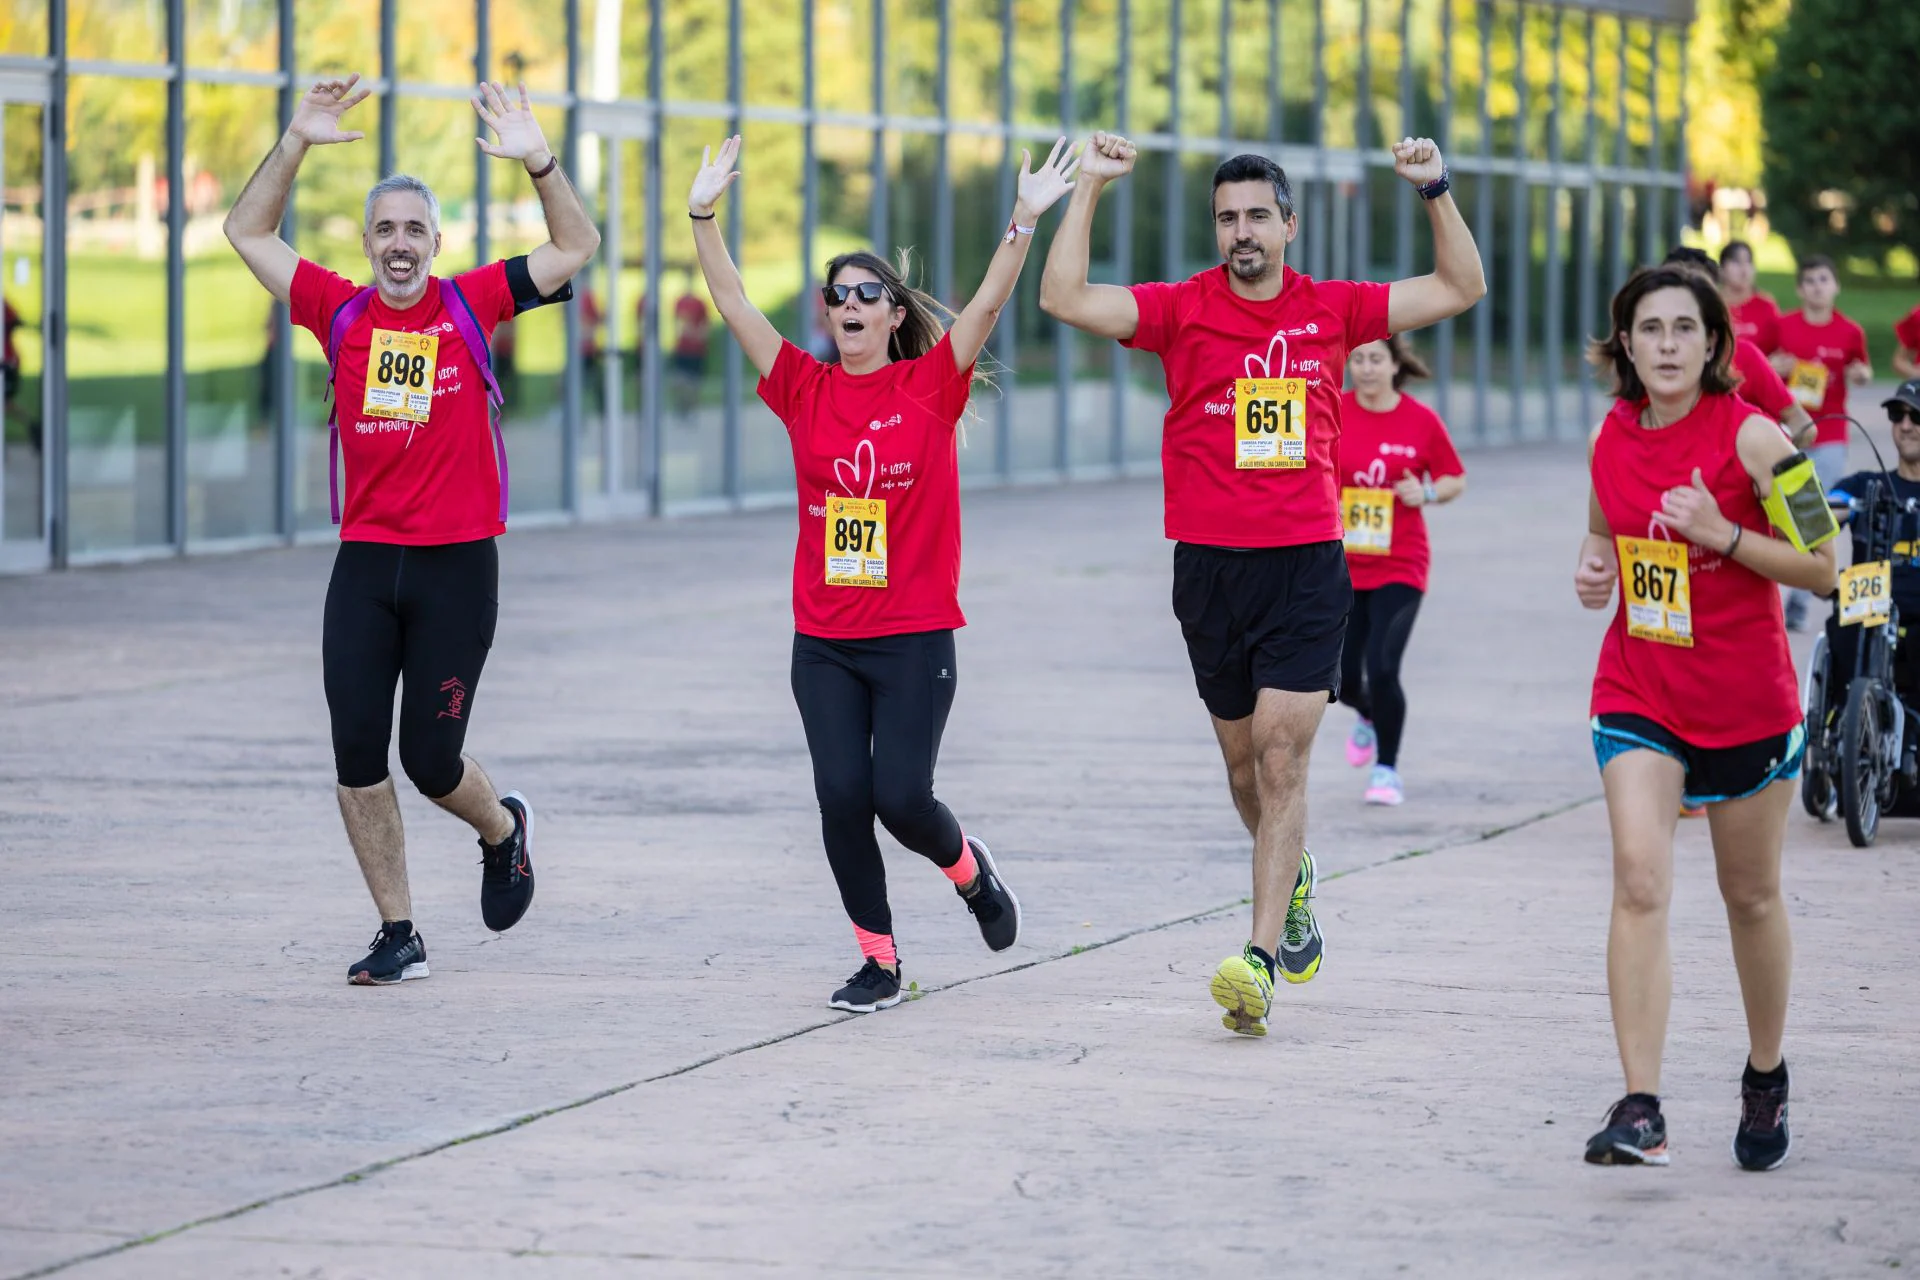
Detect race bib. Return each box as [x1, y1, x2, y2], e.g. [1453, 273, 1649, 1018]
[1787, 360, 1830, 412]
[1617, 536, 1693, 648]
[1341, 487, 1394, 555]
[363, 329, 439, 423]
[825, 496, 888, 588]
[1234, 377, 1307, 470]
[1838, 559, 1892, 627]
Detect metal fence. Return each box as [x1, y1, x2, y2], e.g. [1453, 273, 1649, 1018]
[0, 0, 1692, 572]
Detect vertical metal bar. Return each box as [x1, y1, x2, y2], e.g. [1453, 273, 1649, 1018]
[1544, 4, 1563, 440]
[1112, 0, 1132, 470]
[1268, 0, 1283, 146]
[723, 0, 742, 505]
[1394, 0, 1413, 280]
[276, 0, 297, 539]
[802, 0, 818, 358]
[994, 0, 1013, 479]
[1435, 0, 1454, 424]
[869, 0, 886, 251]
[475, 0, 491, 269]
[602, 141, 622, 496]
[1220, 0, 1232, 145]
[1578, 6, 1597, 435]
[379, 0, 396, 177]
[644, 0, 665, 513]
[1613, 16, 1628, 294]
[48, 0, 70, 567]
[1675, 23, 1688, 245]
[1473, 0, 1492, 442]
[1507, 3, 1527, 439]
[1055, 0, 1073, 475]
[1356, 0, 1372, 279]
[1643, 23, 1661, 267]
[561, 0, 581, 515]
[934, 0, 953, 307]
[1166, 0, 1184, 279]
[1309, 0, 1326, 279]
[166, 0, 186, 550]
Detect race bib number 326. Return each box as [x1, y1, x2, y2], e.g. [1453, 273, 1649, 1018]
[1839, 560, 1891, 627]
[825, 496, 888, 588]
[363, 329, 439, 423]
[1234, 377, 1307, 470]
[1617, 536, 1693, 648]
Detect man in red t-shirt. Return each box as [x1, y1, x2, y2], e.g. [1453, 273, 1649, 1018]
[1894, 302, 1920, 381]
[1718, 239, 1780, 352]
[1040, 131, 1486, 1035]
[224, 74, 599, 985]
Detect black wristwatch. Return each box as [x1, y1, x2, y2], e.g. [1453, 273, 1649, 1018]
[1417, 167, 1451, 201]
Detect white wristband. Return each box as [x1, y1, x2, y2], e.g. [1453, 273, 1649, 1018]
[1002, 220, 1036, 243]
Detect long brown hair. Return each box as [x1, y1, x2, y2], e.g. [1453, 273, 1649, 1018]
[1382, 334, 1431, 390]
[1587, 264, 1739, 402]
[824, 249, 951, 364]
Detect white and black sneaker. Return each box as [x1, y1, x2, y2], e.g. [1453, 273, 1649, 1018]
[479, 791, 536, 933]
[830, 959, 904, 1012]
[348, 920, 428, 985]
[958, 836, 1021, 952]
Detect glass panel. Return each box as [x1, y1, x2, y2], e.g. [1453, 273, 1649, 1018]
[576, 131, 650, 499]
[617, 0, 655, 101]
[3, 104, 47, 552]
[1176, 0, 1221, 139]
[394, 4, 475, 85]
[65, 76, 168, 554]
[949, 132, 1001, 484]
[1127, 0, 1173, 136]
[950, 3, 1003, 129]
[886, 0, 939, 118]
[2, 3, 49, 57]
[1320, 0, 1358, 150]
[1443, 0, 1481, 159]
[662, 0, 730, 104]
[489, 103, 569, 515]
[1276, 0, 1316, 147]
[70, 0, 166, 63]
[744, 0, 804, 109]
[1074, 0, 1121, 134]
[185, 83, 279, 543]
[739, 120, 803, 499]
[659, 119, 723, 506]
[814, 0, 873, 117]
[187, 0, 277, 73]
[293, 0, 380, 81]
[490, 0, 570, 95]
[1012, 0, 1062, 131]
[1227, 0, 1274, 142]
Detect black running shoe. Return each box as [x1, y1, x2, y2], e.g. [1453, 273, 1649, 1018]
[830, 959, 903, 1012]
[958, 836, 1021, 952]
[479, 791, 535, 932]
[1734, 1061, 1792, 1172]
[1584, 1094, 1670, 1166]
[348, 921, 428, 985]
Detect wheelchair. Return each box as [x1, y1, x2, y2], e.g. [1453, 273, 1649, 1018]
[1801, 476, 1920, 846]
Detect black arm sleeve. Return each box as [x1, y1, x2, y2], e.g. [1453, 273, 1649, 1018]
[504, 255, 574, 316]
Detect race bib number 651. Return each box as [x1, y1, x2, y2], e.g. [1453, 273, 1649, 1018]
[1235, 377, 1307, 470]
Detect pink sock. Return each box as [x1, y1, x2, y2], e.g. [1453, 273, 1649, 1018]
[942, 837, 978, 888]
[853, 924, 897, 968]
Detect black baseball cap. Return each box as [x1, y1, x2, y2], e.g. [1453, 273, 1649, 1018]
[1886, 380, 1920, 415]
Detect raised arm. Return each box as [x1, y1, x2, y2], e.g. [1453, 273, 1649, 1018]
[223, 74, 371, 303]
[947, 139, 1081, 371]
[472, 82, 600, 297]
[1038, 132, 1141, 342]
[1384, 138, 1488, 335]
[686, 136, 783, 380]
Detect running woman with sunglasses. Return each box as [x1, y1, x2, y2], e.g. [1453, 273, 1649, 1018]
[687, 135, 1079, 1012]
[1574, 264, 1835, 1171]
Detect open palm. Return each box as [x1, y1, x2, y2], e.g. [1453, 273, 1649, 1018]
[1017, 138, 1081, 219]
[473, 81, 551, 162]
[288, 75, 371, 146]
[689, 136, 743, 215]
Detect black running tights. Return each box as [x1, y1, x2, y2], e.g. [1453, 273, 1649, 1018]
[322, 538, 499, 798]
[790, 630, 966, 939]
[1337, 582, 1424, 769]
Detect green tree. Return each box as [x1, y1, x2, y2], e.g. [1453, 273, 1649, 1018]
[1760, 0, 1920, 267]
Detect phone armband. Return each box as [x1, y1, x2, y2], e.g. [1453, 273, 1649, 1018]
[1759, 451, 1840, 552]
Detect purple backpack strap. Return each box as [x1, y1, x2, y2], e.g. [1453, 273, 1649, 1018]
[324, 288, 377, 525]
[441, 278, 511, 523]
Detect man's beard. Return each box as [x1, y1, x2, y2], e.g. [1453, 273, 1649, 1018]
[377, 256, 431, 301]
[1228, 245, 1275, 282]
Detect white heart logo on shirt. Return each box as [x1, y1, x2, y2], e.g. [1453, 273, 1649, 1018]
[1244, 331, 1291, 380]
[832, 437, 877, 499]
[1358, 458, 1389, 487]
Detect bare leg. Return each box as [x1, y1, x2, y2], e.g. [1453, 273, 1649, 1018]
[1209, 713, 1262, 838]
[1706, 779, 1794, 1072]
[429, 754, 515, 845]
[1244, 689, 1328, 956]
[1601, 750, 1684, 1095]
[338, 777, 411, 921]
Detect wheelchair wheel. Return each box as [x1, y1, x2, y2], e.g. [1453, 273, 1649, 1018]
[1839, 677, 1884, 848]
[1801, 633, 1836, 821]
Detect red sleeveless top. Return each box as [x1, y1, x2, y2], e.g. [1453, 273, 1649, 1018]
[1589, 393, 1802, 747]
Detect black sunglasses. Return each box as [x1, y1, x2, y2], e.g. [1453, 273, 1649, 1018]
[822, 280, 891, 308]
[1892, 404, 1920, 426]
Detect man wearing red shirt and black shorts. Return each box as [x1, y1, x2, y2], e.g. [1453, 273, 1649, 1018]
[224, 75, 599, 984]
[1042, 132, 1485, 1036]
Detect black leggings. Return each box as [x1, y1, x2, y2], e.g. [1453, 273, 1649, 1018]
[1337, 582, 1423, 769]
[323, 539, 499, 798]
[791, 630, 966, 939]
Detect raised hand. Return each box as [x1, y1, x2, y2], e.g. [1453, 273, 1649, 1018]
[689, 137, 743, 217]
[1015, 138, 1082, 221]
[1076, 131, 1137, 183]
[1391, 136, 1445, 187]
[288, 75, 371, 147]
[473, 81, 553, 167]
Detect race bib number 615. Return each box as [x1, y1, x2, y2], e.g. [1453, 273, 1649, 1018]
[1235, 377, 1307, 470]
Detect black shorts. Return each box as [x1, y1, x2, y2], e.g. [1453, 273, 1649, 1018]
[1171, 539, 1352, 722]
[1591, 712, 1805, 807]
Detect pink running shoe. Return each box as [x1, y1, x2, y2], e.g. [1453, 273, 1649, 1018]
[1346, 719, 1377, 768]
[1364, 765, 1404, 806]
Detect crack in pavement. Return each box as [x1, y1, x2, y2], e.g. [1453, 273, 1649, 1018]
[8, 792, 1599, 1280]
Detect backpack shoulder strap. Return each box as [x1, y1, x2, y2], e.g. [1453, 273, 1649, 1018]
[440, 277, 511, 523]
[324, 287, 377, 526]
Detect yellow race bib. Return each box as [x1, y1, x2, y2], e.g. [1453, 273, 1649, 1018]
[364, 329, 440, 423]
[825, 496, 888, 588]
[1234, 377, 1307, 470]
[1838, 560, 1891, 627]
[1341, 487, 1394, 555]
[1617, 536, 1693, 648]
[1787, 360, 1830, 412]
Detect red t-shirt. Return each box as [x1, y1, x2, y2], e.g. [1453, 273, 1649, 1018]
[1730, 337, 1794, 422]
[1895, 304, 1920, 356]
[1729, 293, 1780, 352]
[673, 293, 711, 357]
[291, 259, 516, 545]
[1773, 309, 1869, 445]
[1589, 393, 1800, 747]
[1122, 265, 1392, 547]
[756, 336, 974, 640]
[1335, 390, 1465, 593]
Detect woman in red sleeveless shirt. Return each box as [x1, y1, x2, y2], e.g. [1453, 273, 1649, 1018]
[1574, 263, 1835, 1172]
[686, 135, 1080, 1013]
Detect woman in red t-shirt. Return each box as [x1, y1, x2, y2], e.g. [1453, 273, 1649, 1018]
[1572, 264, 1835, 1173]
[1334, 337, 1465, 807]
[686, 134, 1079, 1013]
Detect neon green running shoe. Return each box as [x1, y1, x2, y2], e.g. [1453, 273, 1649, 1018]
[1278, 848, 1322, 984]
[1211, 944, 1276, 1036]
